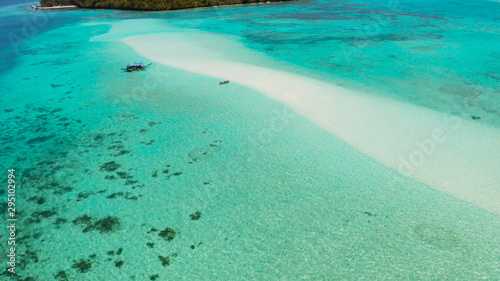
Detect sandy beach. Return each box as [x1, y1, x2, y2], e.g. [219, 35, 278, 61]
[40, 5, 77, 10]
[119, 29, 500, 215]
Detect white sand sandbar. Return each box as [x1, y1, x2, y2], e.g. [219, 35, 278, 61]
[118, 29, 500, 215]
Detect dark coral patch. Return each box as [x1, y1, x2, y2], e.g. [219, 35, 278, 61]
[54, 270, 69, 281]
[20, 249, 39, 268]
[100, 161, 122, 172]
[93, 134, 105, 142]
[165, 171, 183, 179]
[159, 228, 177, 241]
[54, 218, 67, 226]
[116, 171, 133, 179]
[364, 212, 376, 217]
[125, 180, 138, 185]
[115, 260, 124, 268]
[159, 255, 170, 267]
[189, 211, 202, 220]
[27, 210, 57, 224]
[73, 215, 92, 225]
[83, 216, 120, 233]
[38, 181, 73, 195]
[113, 150, 130, 156]
[147, 228, 158, 234]
[36, 210, 57, 218]
[107, 192, 124, 199]
[108, 144, 125, 150]
[72, 259, 92, 273]
[77, 192, 93, 201]
[107, 192, 138, 201]
[131, 184, 145, 189]
[126, 194, 138, 201]
[142, 140, 155, 145]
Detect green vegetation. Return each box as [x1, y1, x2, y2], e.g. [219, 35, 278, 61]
[40, 0, 73, 6]
[40, 0, 296, 10]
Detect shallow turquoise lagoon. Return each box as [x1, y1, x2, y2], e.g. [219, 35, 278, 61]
[0, 0, 500, 280]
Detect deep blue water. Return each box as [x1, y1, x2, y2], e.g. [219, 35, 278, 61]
[0, 0, 34, 8]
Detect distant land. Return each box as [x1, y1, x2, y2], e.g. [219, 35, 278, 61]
[40, 0, 297, 11]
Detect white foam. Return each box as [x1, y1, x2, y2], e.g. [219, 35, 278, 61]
[115, 27, 500, 215]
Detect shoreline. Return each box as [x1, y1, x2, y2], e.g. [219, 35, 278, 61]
[114, 27, 500, 215]
[40, 5, 77, 9]
[39, 0, 300, 12]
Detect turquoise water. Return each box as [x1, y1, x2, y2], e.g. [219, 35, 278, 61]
[1, 1, 500, 280]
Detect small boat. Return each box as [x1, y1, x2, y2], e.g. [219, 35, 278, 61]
[219, 80, 230, 85]
[122, 62, 152, 72]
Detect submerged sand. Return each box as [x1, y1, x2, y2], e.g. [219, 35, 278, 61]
[113, 28, 500, 215]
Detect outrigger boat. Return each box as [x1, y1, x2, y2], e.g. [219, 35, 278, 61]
[219, 80, 230, 85]
[122, 62, 152, 72]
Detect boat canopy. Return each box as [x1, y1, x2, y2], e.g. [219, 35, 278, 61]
[128, 62, 144, 67]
